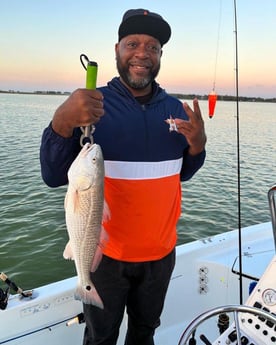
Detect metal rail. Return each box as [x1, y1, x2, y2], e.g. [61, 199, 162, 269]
[178, 304, 276, 345]
[268, 184, 276, 252]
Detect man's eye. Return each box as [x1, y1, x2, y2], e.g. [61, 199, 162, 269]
[148, 45, 159, 52]
[127, 42, 137, 48]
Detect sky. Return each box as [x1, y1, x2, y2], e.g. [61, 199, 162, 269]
[1, 0, 276, 98]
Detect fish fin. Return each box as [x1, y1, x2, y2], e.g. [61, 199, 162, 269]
[91, 246, 103, 272]
[63, 241, 74, 260]
[75, 284, 104, 309]
[64, 189, 80, 213]
[102, 200, 111, 222]
[91, 227, 109, 272]
[99, 226, 109, 249]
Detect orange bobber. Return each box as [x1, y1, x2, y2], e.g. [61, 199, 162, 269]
[208, 91, 217, 118]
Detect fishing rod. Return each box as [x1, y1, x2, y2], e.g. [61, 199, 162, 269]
[233, 0, 243, 305]
[209, 0, 243, 304]
[210, 0, 243, 304]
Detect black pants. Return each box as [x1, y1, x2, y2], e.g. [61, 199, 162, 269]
[82, 249, 175, 345]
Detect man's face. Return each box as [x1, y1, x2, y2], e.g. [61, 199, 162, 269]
[115, 34, 162, 93]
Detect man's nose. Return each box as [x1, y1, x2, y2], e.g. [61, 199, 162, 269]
[134, 44, 150, 58]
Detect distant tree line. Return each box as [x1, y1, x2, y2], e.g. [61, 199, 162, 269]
[0, 90, 71, 95]
[169, 93, 276, 103]
[1, 90, 275, 102]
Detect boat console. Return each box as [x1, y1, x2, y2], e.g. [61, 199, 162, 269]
[178, 255, 276, 345]
[179, 185, 276, 345]
[213, 255, 276, 344]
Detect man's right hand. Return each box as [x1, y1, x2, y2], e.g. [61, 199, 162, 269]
[52, 88, 104, 138]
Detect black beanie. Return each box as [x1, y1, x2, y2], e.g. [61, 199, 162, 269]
[118, 9, 171, 46]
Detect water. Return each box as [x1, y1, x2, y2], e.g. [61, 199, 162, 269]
[0, 93, 275, 289]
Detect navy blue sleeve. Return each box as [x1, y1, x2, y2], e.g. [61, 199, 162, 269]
[39, 123, 81, 187]
[180, 148, 206, 181]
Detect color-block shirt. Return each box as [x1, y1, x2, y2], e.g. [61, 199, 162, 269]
[40, 78, 205, 262]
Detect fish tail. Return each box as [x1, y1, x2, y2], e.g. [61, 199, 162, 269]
[75, 284, 104, 309]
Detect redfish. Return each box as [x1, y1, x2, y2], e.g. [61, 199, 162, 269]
[63, 143, 108, 309]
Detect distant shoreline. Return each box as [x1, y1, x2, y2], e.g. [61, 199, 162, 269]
[0, 90, 71, 96]
[0, 89, 275, 103]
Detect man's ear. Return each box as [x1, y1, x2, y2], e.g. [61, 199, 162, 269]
[115, 42, 119, 59]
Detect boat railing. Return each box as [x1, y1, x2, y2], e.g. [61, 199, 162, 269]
[268, 184, 276, 252]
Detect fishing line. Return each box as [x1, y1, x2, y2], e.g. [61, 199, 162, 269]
[233, 0, 243, 305]
[208, 0, 222, 118]
[212, 0, 222, 92]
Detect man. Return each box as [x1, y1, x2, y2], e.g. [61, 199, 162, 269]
[40, 8, 206, 345]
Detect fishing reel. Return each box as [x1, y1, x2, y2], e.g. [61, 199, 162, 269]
[0, 286, 9, 310]
[0, 272, 33, 309]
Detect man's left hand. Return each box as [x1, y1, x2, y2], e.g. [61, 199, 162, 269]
[174, 98, 207, 156]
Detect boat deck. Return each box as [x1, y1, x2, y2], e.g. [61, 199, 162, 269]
[1, 222, 274, 345]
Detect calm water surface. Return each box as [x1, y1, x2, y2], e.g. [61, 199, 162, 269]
[0, 93, 275, 289]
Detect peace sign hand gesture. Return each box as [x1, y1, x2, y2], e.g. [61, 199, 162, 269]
[174, 98, 207, 156]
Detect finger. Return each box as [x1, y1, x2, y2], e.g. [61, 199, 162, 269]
[86, 96, 104, 119]
[84, 88, 104, 101]
[93, 107, 105, 118]
[183, 101, 192, 117]
[183, 99, 203, 123]
[173, 119, 193, 135]
[183, 102, 197, 125]
[192, 98, 203, 121]
[89, 98, 104, 111]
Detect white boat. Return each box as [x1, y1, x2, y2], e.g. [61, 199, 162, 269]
[1, 185, 275, 345]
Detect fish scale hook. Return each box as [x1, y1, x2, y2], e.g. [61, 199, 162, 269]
[79, 54, 98, 147]
[80, 54, 89, 71]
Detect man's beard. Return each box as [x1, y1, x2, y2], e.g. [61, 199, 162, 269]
[116, 56, 160, 90]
